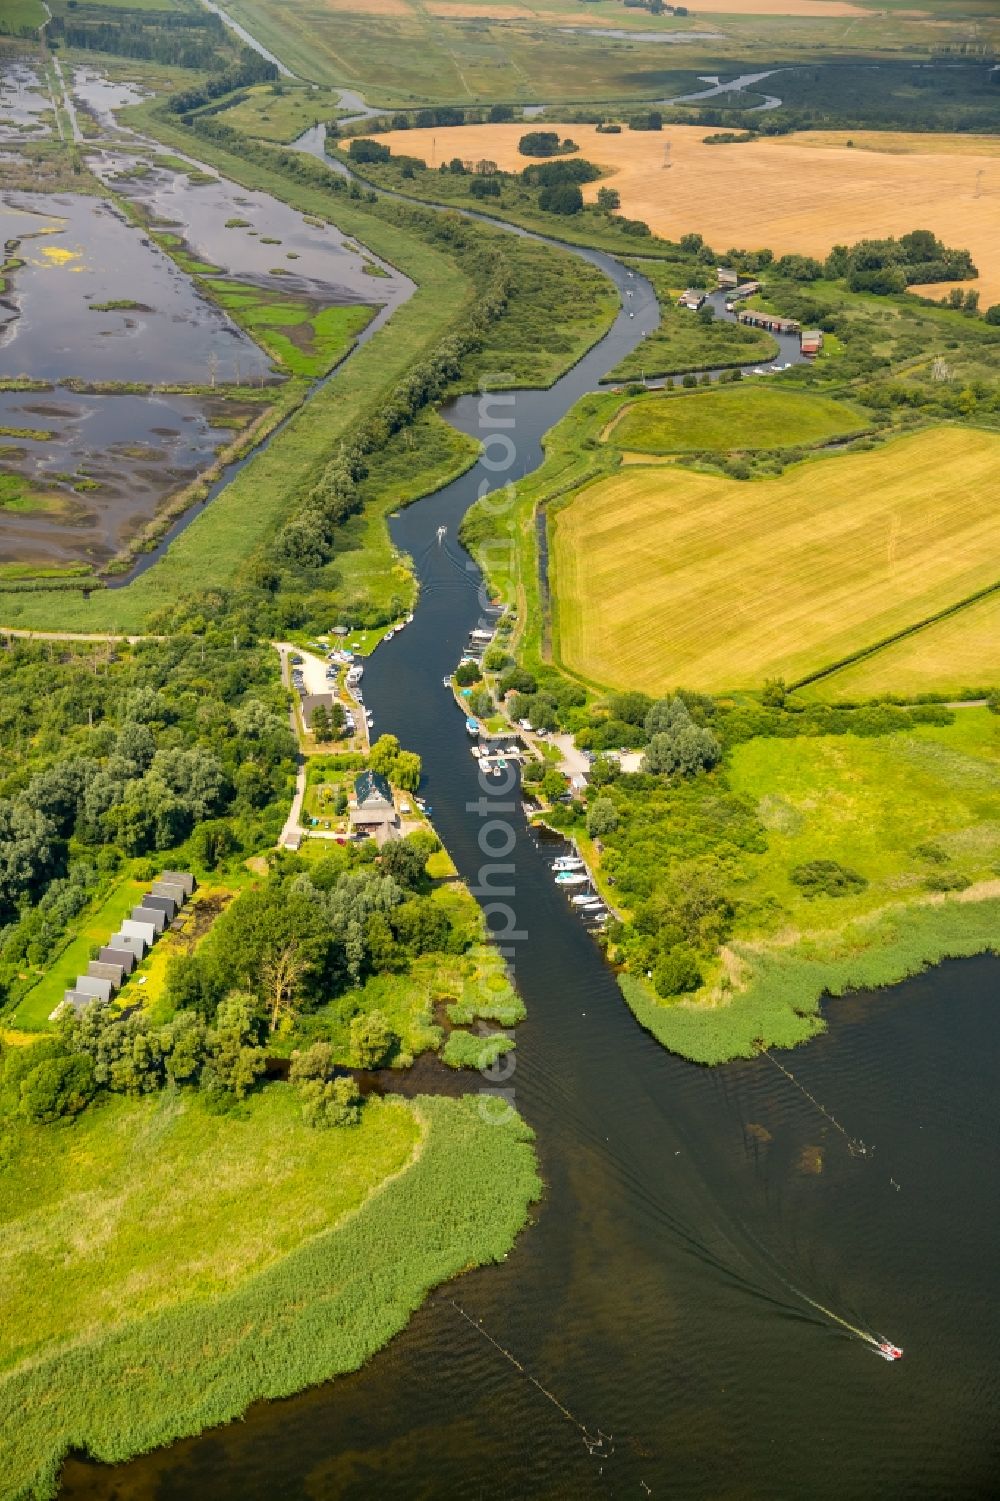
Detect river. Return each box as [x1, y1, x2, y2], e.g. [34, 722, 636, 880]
[57, 41, 1000, 1501]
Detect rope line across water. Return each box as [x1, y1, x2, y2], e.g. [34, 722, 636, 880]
[447, 1299, 613, 1458]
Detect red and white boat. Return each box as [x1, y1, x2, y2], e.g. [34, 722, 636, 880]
[876, 1340, 903, 1361]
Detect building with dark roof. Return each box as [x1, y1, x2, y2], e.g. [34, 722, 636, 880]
[350, 770, 398, 842]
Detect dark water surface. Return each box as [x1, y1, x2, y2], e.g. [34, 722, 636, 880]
[60, 254, 1000, 1499]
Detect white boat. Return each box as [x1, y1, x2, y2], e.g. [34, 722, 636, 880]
[555, 871, 588, 886]
[443, 677, 451, 688]
[581, 897, 604, 908]
[570, 894, 594, 906]
[552, 857, 584, 871]
[406, 613, 414, 623]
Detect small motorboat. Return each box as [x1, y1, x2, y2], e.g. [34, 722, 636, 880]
[876, 1341, 903, 1362]
[406, 613, 414, 623]
[581, 897, 604, 909]
[465, 717, 480, 737]
[384, 629, 394, 640]
[555, 871, 588, 886]
[570, 894, 593, 906]
[443, 677, 451, 688]
[552, 856, 584, 871]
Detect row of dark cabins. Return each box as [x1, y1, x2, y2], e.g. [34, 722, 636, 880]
[54, 871, 196, 1019]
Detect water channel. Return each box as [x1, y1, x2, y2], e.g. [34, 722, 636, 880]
[55, 39, 1000, 1501]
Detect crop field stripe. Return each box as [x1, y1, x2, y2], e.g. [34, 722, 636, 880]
[550, 425, 1000, 694]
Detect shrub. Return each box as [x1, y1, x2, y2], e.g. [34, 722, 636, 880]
[454, 661, 482, 686]
[789, 859, 868, 897]
[653, 945, 703, 998]
[925, 871, 972, 893]
[348, 138, 390, 164]
[349, 1010, 395, 1069]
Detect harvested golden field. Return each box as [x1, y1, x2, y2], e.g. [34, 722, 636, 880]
[810, 590, 1000, 702]
[376, 122, 1000, 306]
[549, 426, 1000, 694]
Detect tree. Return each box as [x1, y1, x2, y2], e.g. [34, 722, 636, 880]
[653, 945, 702, 998]
[455, 661, 482, 686]
[539, 183, 583, 215]
[205, 995, 266, 1099]
[369, 734, 401, 778]
[311, 703, 331, 742]
[301, 1075, 361, 1128]
[642, 698, 720, 777]
[519, 130, 562, 157]
[596, 185, 620, 211]
[349, 1009, 395, 1069]
[394, 750, 421, 791]
[192, 819, 238, 869]
[587, 796, 618, 837]
[985, 305, 1000, 326]
[392, 895, 450, 954]
[348, 138, 390, 163]
[19, 1051, 94, 1122]
[380, 836, 430, 892]
[761, 677, 787, 708]
[261, 938, 312, 1034]
[541, 769, 568, 803]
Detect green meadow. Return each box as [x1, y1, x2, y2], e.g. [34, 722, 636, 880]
[606, 385, 868, 454]
[0, 1086, 540, 1501]
[618, 710, 1000, 1064]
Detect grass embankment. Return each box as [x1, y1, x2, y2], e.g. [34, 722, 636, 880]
[605, 384, 866, 453]
[618, 710, 1000, 1063]
[0, 1085, 540, 1501]
[550, 425, 1000, 694]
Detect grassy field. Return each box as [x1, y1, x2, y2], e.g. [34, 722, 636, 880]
[211, 0, 998, 102]
[211, 84, 347, 143]
[619, 710, 1000, 1062]
[550, 425, 1000, 693]
[808, 591, 1000, 703]
[11, 872, 151, 1031]
[0, 1085, 540, 1501]
[605, 385, 866, 454]
[376, 122, 1000, 308]
[0, 0, 46, 30]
